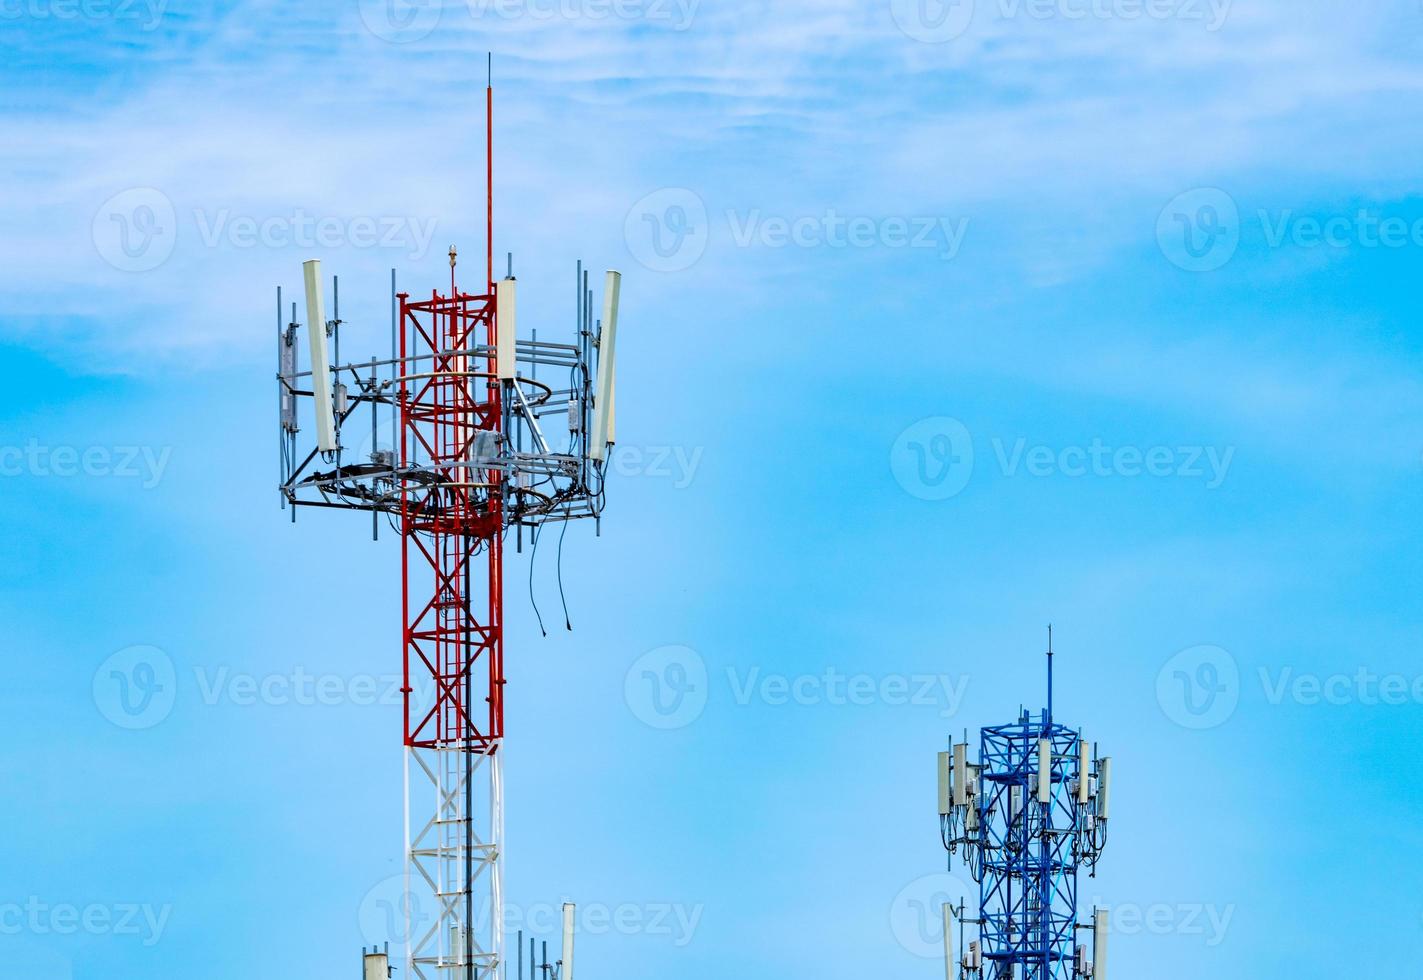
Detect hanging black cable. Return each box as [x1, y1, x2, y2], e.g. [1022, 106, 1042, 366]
[556, 513, 572, 631]
[528, 524, 547, 637]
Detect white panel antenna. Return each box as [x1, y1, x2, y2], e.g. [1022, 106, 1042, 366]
[952, 743, 967, 807]
[590, 270, 621, 462]
[1078, 735, 1091, 805]
[938, 751, 953, 816]
[1093, 908, 1108, 979]
[942, 904, 955, 980]
[302, 259, 338, 454]
[561, 903, 576, 980]
[1098, 757, 1112, 820]
[1038, 738, 1052, 805]
[497, 277, 518, 380]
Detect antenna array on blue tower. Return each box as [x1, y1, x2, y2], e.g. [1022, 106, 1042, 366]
[936, 634, 1113, 980]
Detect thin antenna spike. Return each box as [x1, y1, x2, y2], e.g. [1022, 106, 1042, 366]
[487, 53, 494, 293]
[1046, 623, 1054, 728]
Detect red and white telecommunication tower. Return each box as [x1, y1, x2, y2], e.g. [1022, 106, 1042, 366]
[276, 66, 621, 980]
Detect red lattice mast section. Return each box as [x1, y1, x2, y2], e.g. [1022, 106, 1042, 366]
[398, 260, 504, 755]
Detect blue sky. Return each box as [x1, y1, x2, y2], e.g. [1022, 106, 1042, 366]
[3, 1, 1423, 977]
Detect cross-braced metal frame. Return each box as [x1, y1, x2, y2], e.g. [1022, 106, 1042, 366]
[399, 284, 504, 980]
[975, 717, 1081, 980]
[275, 71, 620, 980]
[939, 643, 1112, 980]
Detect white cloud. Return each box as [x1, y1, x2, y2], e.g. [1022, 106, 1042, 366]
[4, 0, 1423, 392]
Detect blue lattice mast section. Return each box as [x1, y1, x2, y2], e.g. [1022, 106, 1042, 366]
[937, 633, 1113, 980]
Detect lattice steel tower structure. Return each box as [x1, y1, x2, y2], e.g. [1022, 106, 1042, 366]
[276, 67, 621, 980]
[937, 631, 1113, 980]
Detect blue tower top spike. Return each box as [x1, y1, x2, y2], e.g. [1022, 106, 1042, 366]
[1046, 623, 1054, 729]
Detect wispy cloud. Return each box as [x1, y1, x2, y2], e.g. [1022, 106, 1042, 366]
[4, 0, 1423, 431]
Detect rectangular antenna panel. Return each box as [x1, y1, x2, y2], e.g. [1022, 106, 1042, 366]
[590, 270, 621, 462]
[280, 340, 297, 432]
[942, 904, 955, 980]
[562, 903, 575, 980]
[1098, 757, 1112, 820]
[497, 278, 517, 380]
[937, 752, 953, 815]
[1093, 908, 1108, 979]
[302, 260, 337, 453]
[952, 743, 967, 807]
[1078, 736, 1091, 804]
[1038, 738, 1052, 804]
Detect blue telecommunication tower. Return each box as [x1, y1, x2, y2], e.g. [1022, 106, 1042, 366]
[937, 629, 1113, 980]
